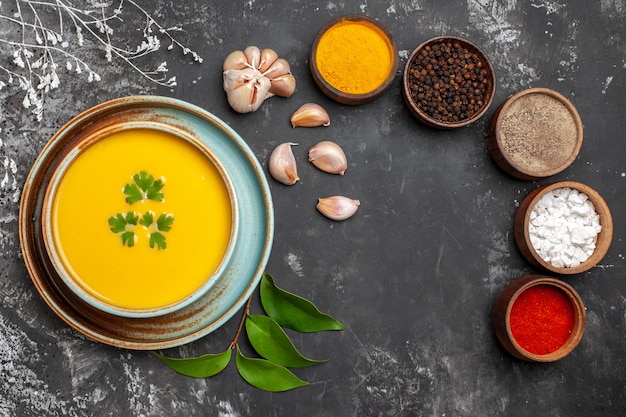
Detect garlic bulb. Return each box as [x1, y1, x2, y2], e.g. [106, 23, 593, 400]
[223, 46, 296, 113]
[308, 141, 347, 175]
[269, 142, 299, 185]
[317, 196, 360, 221]
[291, 103, 331, 128]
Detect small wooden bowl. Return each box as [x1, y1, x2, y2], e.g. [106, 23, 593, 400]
[402, 36, 496, 129]
[488, 88, 583, 180]
[310, 15, 398, 105]
[514, 181, 613, 275]
[493, 274, 586, 362]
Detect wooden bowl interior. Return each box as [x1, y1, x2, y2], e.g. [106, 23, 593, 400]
[488, 88, 583, 180]
[309, 15, 398, 105]
[514, 181, 613, 275]
[402, 36, 496, 129]
[493, 274, 586, 362]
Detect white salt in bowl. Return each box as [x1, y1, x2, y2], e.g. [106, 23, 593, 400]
[514, 181, 613, 275]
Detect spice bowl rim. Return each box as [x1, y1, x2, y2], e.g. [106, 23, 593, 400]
[487, 87, 584, 180]
[40, 120, 240, 319]
[493, 274, 586, 362]
[309, 14, 399, 105]
[402, 35, 496, 129]
[514, 181, 613, 275]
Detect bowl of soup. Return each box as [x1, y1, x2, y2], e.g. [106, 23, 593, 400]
[40, 123, 237, 318]
[20, 96, 274, 349]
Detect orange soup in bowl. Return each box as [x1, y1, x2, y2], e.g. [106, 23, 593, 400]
[46, 127, 234, 314]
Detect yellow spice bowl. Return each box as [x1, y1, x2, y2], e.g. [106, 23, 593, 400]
[310, 14, 398, 105]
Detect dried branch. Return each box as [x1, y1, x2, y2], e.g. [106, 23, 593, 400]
[0, 0, 203, 121]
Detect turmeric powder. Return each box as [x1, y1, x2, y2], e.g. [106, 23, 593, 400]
[315, 19, 394, 95]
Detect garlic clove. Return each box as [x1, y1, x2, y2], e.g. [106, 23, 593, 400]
[259, 48, 279, 73]
[269, 142, 299, 185]
[223, 50, 248, 71]
[263, 58, 291, 78]
[317, 196, 360, 221]
[269, 73, 296, 97]
[308, 141, 347, 175]
[291, 103, 331, 128]
[243, 46, 261, 68]
[226, 82, 256, 113]
[223, 67, 253, 92]
[226, 75, 271, 113]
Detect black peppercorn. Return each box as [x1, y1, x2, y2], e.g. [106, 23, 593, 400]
[407, 39, 492, 124]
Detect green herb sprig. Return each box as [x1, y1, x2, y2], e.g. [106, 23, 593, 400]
[156, 273, 345, 392]
[108, 172, 174, 250]
[124, 171, 165, 204]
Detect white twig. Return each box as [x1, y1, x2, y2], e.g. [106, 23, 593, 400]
[0, 0, 203, 121]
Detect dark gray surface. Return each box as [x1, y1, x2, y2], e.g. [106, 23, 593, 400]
[1, 1, 624, 416]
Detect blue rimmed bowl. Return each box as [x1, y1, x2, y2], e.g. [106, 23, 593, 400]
[19, 96, 274, 349]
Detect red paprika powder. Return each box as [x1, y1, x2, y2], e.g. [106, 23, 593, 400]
[509, 284, 575, 355]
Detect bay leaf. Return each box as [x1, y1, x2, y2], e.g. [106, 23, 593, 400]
[260, 273, 345, 332]
[246, 314, 326, 368]
[235, 348, 308, 392]
[155, 349, 231, 378]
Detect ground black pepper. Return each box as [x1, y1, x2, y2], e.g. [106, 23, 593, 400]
[407, 40, 491, 123]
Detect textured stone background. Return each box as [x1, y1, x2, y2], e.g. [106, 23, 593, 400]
[1, 1, 624, 416]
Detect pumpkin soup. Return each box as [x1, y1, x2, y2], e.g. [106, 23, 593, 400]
[50, 128, 233, 311]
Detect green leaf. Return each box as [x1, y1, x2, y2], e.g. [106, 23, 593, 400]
[147, 178, 165, 202]
[155, 350, 231, 378]
[246, 315, 326, 368]
[149, 232, 167, 250]
[108, 213, 127, 233]
[139, 211, 154, 228]
[125, 211, 139, 225]
[123, 183, 143, 205]
[260, 273, 345, 332]
[157, 212, 174, 232]
[235, 348, 308, 392]
[121, 231, 136, 248]
[133, 171, 154, 192]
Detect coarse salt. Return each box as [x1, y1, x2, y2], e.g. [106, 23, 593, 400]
[528, 187, 602, 268]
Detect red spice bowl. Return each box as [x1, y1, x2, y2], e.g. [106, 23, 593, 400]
[492, 275, 586, 362]
[402, 36, 496, 129]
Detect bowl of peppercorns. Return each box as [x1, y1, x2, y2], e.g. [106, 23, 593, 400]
[402, 36, 496, 129]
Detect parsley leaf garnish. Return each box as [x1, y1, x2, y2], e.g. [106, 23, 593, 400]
[125, 211, 139, 225]
[147, 178, 165, 202]
[139, 211, 154, 228]
[110, 172, 173, 250]
[123, 171, 165, 204]
[108, 213, 127, 233]
[157, 213, 174, 232]
[108, 211, 139, 247]
[121, 231, 136, 248]
[123, 183, 143, 205]
[133, 171, 154, 192]
[149, 232, 167, 250]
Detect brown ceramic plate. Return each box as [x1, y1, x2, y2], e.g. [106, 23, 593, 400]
[19, 96, 274, 350]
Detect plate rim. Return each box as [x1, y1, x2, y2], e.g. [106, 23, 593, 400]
[19, 95, 274, 350]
